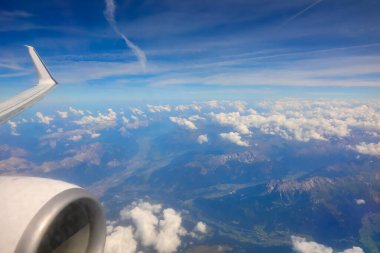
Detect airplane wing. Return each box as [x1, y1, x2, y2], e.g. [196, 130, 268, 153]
[0, 45, 58, 124]
[0, 47, 106, 253]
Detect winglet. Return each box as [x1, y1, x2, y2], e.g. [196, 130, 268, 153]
[24, 45, 58, 86]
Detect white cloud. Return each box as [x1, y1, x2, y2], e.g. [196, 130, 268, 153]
[174, 101, 246, 113]
[339, 247, 365, 253]
[7, 120, 19, 136]
[189, 221, 208, 239]
[197, 134, 208, 144]
[57, 111, 68, 118]
[216, 101, 247, 112]
[155, 208, 186, 253]
[121, 202, 162, 247]
[204, 100, 219, 109]
[43, 128, 90, 143]
[74, 108, 117, 129]
[292, 236, 333, 253]
[147, 104, 171, 113]
[291, 236, 364, 253]
[120, 201, 184, 253]
[169, 117, 197, 130]
[220, 132, 249, 147]
[188, 115, 205, 121]
[69, 135, 82, 141]
[131, 108, 144, 115]
[36, 112, 53, 125]
[175, 104, 202, 112]
[234, 123, 252, 135]
[354, 142, 380, 156]
[91, 132, 101, 138]
[104, 225, 137, 253]
[355, 199, 365, 205]
[194, 222, 207, 234]
[69, 106, 85, 116]
[111, 201, 206, 253]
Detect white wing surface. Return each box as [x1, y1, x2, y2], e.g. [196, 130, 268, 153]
[0, 46, 58, 123]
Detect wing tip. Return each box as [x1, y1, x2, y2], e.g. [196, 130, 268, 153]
[25, 45, 58, 86]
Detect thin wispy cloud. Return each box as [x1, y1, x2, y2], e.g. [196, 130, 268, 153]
[0, 10, 33, 20]
[280, 0, 323, 28]
[104, 0, 147, 70]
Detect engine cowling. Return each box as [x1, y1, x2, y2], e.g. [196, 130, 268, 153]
[0, 176, 106, 253]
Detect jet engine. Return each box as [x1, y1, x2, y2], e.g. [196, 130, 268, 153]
[0, 176, 106, 253]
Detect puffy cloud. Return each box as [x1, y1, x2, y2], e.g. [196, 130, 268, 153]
[91, 132, 101, 138]
[68, 135, 82, 141]
[292, 236, 333, 253]
[354, 142, 380, 156]
[131, 108, 144, 115]
[104, 225, 137, 253]
[7, 120, 19, 136]
[174, 101, 246, 112]
[36, 112, 53, 125]
[69, 106, 85, 116]
[355, 199, 366, 205]
[43, 128, 90, 142]
[339, 247, 365, 253]
[220, 132, 249, 147]
[230, 101, 246, 112]
[57, 111, 68, 118]
[121, 202, 162, 247]
[147, 104, 171, 113]
[188, 115, 205, 121]
[189, 221, 208, 239]
[155, 208, 186, 253]
[291, 236, 364, 253]
[197, 134, 208, 144]
[175, 104, 202, 112]
[194, 222, 207, 234]
[170, 117, 197, 130]
[204, 100, 219, 109]
[233, 123, 252, 135]
[74, 108, 117, 129]
[111, 201, 206, 253]
[120, 201, 184, 253]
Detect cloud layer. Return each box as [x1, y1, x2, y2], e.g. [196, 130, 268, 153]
[211, 100, 380, 143]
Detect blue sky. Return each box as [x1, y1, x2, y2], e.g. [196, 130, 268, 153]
[1, 0, 380, 101]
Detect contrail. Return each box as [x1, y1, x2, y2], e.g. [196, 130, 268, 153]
[104, 0, 147, 70]
[280, 0, 323, 28]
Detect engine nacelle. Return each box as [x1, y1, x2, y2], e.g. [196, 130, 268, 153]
[0, 176, 106, 253]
